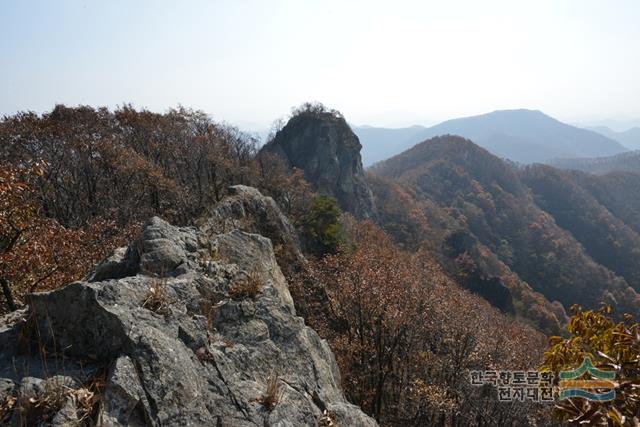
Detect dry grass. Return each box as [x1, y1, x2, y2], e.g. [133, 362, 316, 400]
[319, 409, 339, 427]
[200, 299, 217, 330]
[70, 387, 99, 423]
[141, 279, 171, 315]
[15, 378, 69, 425]
[76, 369, 106, 423]
[257, 372, 281, 412]
[195, 346, 214, 364]
[0, 395, 17, 424]
[229, 270, 263, 300]
[4, 370, 106, 425]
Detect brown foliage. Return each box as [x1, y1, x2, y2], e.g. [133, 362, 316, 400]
[291, 218, 549, 425]
[1, 371, 105, 425]
[369, 135, 640, 330]
[254, 153, 315, 225]
[522, 164, 640, 293]
[0, 105, 261, 227]
[0, 162, 135, 314]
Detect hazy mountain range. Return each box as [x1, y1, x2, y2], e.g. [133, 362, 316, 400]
[354, 109, 629, 166]
[587, 126, 640, 150]
[548, 150, 640, 175]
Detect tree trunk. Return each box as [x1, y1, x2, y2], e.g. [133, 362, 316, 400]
[1, 278, 17, 312]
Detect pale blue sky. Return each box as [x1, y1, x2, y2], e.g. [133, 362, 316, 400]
[1, 0, 639, 129]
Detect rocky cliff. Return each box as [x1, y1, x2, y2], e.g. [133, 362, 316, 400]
[0, 186, 376, 426]
[262, 110, 376, 219]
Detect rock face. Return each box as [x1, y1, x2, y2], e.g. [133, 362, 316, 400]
[262, 111, 376, 219]
[0, 187, 376, 426]
[202, 185, 306, 271]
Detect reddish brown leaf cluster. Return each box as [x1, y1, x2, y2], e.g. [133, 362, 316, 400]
[0, 162, 136, 314]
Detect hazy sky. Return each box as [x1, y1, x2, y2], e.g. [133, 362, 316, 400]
[2, 0, 639, 129]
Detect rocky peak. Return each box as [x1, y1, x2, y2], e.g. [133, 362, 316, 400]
[262, 110, 376, 219]
[0, 187, 376, 426]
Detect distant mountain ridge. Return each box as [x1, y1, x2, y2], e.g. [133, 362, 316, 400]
[548, 150, 640, 175]
[354, 109, 628, 166]
[587, 125, 640, 150]
[350, 124, 428, 166]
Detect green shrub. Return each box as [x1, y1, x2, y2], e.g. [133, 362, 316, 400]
[301, 195, 344, 255]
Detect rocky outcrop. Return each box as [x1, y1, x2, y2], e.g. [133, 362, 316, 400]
[202, 185, 306, 272]
[262, 110, 376, 219]
[0, 187, 376, 426]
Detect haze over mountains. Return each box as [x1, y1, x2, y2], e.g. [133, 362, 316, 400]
[548, 150, 640, 175]
[587, 125, 640, 150]
[354, 109, 629, 166]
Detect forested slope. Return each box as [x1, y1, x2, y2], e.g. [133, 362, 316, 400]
[371, 136, 640, 321]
